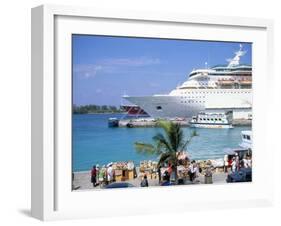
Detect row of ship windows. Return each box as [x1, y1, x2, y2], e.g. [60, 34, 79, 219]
[180, 91, 250, 95]
[181, 96, 205, 99]
[200, 118, 222, 121]
[197, 83, 213, 85]
[181, 100, 205, 104]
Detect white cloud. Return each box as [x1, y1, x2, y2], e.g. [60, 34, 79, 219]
[100, 57, 161, 67]
[74, 65, 103, 78]
[74, 57, 161, 78]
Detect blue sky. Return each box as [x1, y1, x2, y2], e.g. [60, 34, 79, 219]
[72, 35, 252, 106]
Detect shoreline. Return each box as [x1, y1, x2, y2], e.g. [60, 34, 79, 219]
[73, 157, 226, 173]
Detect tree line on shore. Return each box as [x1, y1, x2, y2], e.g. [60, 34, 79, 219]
[73, 104, 124, 114]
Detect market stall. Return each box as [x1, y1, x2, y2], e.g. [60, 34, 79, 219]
[139, 160, 158, 179]
[112, 161, 135, 182]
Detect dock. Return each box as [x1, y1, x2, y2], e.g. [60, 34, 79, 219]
[232, 119, 252, 126]
[118, 118, 189, 128]
[113, 118, 251, 128]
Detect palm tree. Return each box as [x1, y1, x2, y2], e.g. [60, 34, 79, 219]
[134, 121, 198, 183]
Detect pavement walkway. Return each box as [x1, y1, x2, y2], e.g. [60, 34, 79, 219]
[73, 171, 228, 190]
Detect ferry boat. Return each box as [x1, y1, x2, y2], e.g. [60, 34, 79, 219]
[123, 45, 252, 119]
[189, 111, 233, 129]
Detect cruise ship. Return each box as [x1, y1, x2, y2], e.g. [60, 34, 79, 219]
[123, 45, 252, 119]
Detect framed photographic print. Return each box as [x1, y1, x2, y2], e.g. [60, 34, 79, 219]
[31, 4, 274, 221]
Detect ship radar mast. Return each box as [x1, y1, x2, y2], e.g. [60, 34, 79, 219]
[227, 44, 246, 67]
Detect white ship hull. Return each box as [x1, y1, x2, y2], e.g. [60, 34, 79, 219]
[190, 123, 233, 129]
[124, 89, 252, 119]
[124, 95, 204, 118]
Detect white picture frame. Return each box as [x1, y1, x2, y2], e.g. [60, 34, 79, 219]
[31, 4, 274, 221]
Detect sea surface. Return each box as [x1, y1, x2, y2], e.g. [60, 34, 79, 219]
[73, 113, 251, 172]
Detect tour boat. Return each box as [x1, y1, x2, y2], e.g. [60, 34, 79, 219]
[189, 111, 233, 129]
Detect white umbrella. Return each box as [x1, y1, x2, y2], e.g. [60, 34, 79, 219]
[107, 162, 113, 167]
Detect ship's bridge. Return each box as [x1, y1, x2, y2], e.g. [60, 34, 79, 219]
[188, 64, 252, 79]
[176, 78, 217, 90]
[188, 69, 215, 78]
[211, 64, 252, 71]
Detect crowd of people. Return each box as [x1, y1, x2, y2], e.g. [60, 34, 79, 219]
[224, 152, 252, 173]
[88, 151, 252, 189]
[90, 163, 114, 187]
[157, 160, 203, 186]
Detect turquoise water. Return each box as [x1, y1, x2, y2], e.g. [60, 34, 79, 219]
[73, 114, 251, 172]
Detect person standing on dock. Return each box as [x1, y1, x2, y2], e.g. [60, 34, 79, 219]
[170, 165, 176, 183]
[243, 155, 252, 168]
[235, 153, 240, 171]
[107, 163, 114, 184]
[167, 163, 175, 182]
[140, 174, 149, 187]
[157, 166, 161, 184]
[188, 160, 196, 182]
[194, 162, 200, 183]
[91, 165, 97, 187]
[224, 155, 229, 173]
[167, 163, 172, 176]
[95, 164, 100, 186]
[98, 165, 106, 187]
[231, 157, 237, 172]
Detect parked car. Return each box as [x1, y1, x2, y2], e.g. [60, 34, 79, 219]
[226, 168, 252, 183]
[161, 181, 176, 186]
[105, 182, 135, 189]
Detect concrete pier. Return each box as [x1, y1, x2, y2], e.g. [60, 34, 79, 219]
[118, 118, 189, 128]
[232, 119, 252, 126]
[116, 118, 251, 128]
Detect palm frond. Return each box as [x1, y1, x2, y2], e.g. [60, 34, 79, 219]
[134, 142, 157, 155]
[168, 123, 184, 151]
[153, 133, 173, 153]
[157, 152, 172, 167]
[157, 151, 178, 167]
[157, 120, 171, 135]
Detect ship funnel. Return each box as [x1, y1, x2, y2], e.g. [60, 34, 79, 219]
[227, 44, 247, 67]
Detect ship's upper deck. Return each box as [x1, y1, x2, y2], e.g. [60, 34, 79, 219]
[188, 44, 251, 79]
[189, 64, 252, 78]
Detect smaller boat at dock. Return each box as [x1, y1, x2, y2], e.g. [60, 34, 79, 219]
[240, 130, 252, 149]
[190, 111, 233, 129]
[108, 118, 119, 127]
